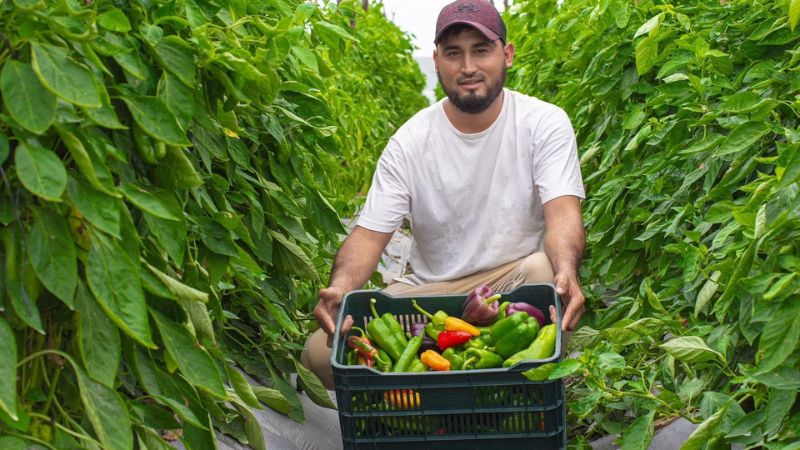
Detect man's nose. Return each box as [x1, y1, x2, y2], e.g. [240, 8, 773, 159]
[461, 54, 478, 75]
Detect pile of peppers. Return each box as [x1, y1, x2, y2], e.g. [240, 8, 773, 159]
[344, 285, 557, 374]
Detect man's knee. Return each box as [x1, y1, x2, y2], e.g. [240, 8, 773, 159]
[518, 252, 554, 283]
[300, 328, 335, 390]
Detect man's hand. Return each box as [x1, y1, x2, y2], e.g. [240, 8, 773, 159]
[549, 270, 585, 331]
[314, 286, 354, 347]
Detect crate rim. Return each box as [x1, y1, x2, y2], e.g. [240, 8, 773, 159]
[330, 282, 563, 374]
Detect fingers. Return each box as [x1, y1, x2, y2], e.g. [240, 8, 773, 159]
[314, 302, 337, 337]
[561, 294, 585, 331]
[549, 304, 557, 324]
[314, 287, 344, 337]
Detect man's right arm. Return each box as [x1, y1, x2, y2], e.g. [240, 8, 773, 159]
[314, 225, 393, 346]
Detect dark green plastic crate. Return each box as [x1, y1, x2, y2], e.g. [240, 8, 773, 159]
[331, 283, 566, 449]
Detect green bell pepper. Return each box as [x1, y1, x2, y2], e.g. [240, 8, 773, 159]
[462, 348, 503, 369]
[441, 347, 465, 370]
[367, 298, 408, 361]
[489, 311, 539, 358]
[502, 323, 558, 367]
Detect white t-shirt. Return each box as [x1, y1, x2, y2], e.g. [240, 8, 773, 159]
[356, 88, 585, 284]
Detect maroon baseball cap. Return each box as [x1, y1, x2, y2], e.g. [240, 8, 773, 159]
[434, 0, 507, 44]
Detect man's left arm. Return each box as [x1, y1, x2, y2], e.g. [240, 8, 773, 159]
[542, 195, 585, 331]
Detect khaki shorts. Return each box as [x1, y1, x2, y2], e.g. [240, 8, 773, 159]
[300, 252, 570, 390]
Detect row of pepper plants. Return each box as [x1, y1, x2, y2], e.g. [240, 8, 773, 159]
[506, 0, 800, 448]
[0, 0, 426, 448]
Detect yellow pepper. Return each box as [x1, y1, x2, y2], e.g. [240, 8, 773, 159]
[445, 317, 480, 336]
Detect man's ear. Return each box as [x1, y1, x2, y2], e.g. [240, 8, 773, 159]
[504, 42, 515, 68]
[433, 48, 439, 72]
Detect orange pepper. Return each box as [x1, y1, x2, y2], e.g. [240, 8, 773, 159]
[420, 350, 451, 371]
[383, 389, 421, 409]
[445, 317, 480, 336]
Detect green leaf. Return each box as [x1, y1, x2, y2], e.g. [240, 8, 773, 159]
[57, 128, 119, 197]
[119, 184, 182, 221]
[86, 231, 154, 348]
[790, 0, 800, 31]
[259, 282, 300, 335]
[294, 358, 336, 410]
[0, 133, 8, 165]
[154, 36, 196, 87]
[291, 45, 319, 73]
[756, 300, 800, 373]
[521, 362, 557, 381]
[237, 403, 266, 450]
[0, 317, 17, 421]
[120, 94, 191, 146]
[0, 60, 56, 134]
[634, 13, 662, 39]
[252, 386, 292, 414]
[28, 208, 77, 307]
[0, 437, 26, 450]
[596, 352, 626, 375]
[150, 309, 226, 398]
[30, 42, 101, 107]
[714, 122, 771, 157]
[14, 143, 67, 201]
[67, 176, 120, 238]
[695, 271, 721, 316]
[547, 359, 583, 379]
[97, 8, 131, 32]
[145, 262, 208, 303]
[198, 218, 239, 256]
[681, 401, 728, 450]
[76, 365, 134, 450]
[225, 365, 261, 409]
[720, 91, 763, 114]
[157, 73, 195, 130]
[75, 281, 120, 388]
[764, 388, 796, 435]
[143, 212, 186, 266]
[619, 410, 655, 450]
[635, 36, 658, 75]
[660, 336, 725, 365]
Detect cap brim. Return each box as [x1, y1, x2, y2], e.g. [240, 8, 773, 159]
[434, 20, 501, 44]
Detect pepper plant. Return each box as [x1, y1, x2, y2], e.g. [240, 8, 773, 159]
[0, 0, 425, 449]
[507, 0, 800, 448]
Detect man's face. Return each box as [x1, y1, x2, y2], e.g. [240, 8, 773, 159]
[434, 27, 513, 114]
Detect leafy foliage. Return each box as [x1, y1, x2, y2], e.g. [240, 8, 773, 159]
[0, 0, 424, 448]
[507, 0, 800, 447]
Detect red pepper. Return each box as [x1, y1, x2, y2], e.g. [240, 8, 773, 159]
[437, 330, 472, 351]
[347, 326, 381, 367]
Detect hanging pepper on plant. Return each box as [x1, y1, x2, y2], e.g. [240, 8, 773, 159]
[411, 299, 481, 341]
[367, 299, 407, 361]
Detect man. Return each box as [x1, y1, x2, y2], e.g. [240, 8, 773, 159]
[301, 0, 586, 389]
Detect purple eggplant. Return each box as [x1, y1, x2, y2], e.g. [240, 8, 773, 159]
[419, 336, 438, 354]
[411, 322, 426, 337]
[506, 302, 546, 327]
[460, 284, 503, 326]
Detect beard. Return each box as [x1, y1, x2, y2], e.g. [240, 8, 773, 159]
[438, 66, 506, 114]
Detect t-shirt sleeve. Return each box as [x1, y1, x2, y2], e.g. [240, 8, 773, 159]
[355, 140, 411, 233]
[531, 107, 586, 204]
